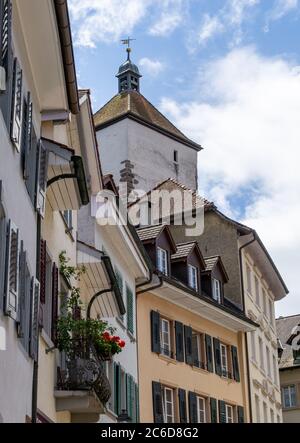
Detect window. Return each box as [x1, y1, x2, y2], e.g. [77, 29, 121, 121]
[160, 318, 171, 357]
[246, 264, 252, 293]
[62, 210, 73, 231]
[262, 288, 268, 317]
[157, 247, 168, 275]
[263, 402, 268, 423]
[270, 409, 274, 423]
[251, 332, 257, 362]
[266, 346, 271, 377]
[162, 387, 175, 423]
[259, 337, 264, 371]
[197, 396, 206, 423]
[188, 265, 198, 291]
[212, 279, 221, 303]
[220, 343, 228, 377]
[273, 355, 278, 385]
[255, 395, 260, 423]
[282, 385, 297, 409]
[173, 150, 178, 163]
[192, 332, 205, 369]
[277, 415, 281, 423]
[269, 298, 274, 327]
[255, 275, 260, 307]
[225, 404, 234, 423]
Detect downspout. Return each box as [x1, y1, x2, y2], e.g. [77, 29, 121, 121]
[31, 213, 41, 423]
[238, 231, 256, 423]
[136, 276, 163, 295]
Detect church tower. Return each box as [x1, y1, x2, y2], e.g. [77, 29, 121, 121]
[94, 43, 202, 196]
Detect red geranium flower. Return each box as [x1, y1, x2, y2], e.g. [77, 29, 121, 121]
[112, 336, 121, 343]
[119, 340, 126, 348]
[102, 331, 111, 341]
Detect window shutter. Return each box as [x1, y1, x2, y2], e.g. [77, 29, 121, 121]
[205, 334, 214, 372]
[151, 310, 161, 353]
[17, 242, 26, 337]
[113, 362, 118, 415]
[131, 376, 135, 422]
[0, 0, 12, 127]
[188, 391, 198, 423]
[136, 383, 140, 423]
[231, 346, 240, 382]
[152, 381, 163, 423]
[175, 321, 184, 362]
[36, 141, 49, 217]
[24, 123, 39, 207]
[0, 215, 7, 311]
[115, 267, 124, 320]
[126, 373, 131, 418]
[126, 285, 134, 334]
[117, 364, 122, 416]
[39, 239, 47, 304]
[210, 397, 218, 423]
[237, 406, 244, 423]
[22, 92, 32, 174]
[213, 338, 222, 376]
[10, 57, 23, 151]
[178, 389, 187, 423]
[4, 219, 20, 319]
[51, 262, 58, 344]
[30, 278, 40, 361]
[218, 400, 226, 423]
[184, 325, 193, 365]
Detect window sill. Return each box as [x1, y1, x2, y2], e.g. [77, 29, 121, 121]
[41, 329, 55, 350]
[127, 330, 136, 343]
[158, 354, 177, 365]
[192, 365, 208, 375]
[115, 316, 126, 330]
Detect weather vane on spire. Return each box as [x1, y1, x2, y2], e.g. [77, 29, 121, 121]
[121, 37, 136, 60]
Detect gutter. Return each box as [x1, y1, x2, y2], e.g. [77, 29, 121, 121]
[53, 0, 79, 115]
[238, 232, 256, 424]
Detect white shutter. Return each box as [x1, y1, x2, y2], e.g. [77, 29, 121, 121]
[5, 219, 20, 319]
[10, 58, 23, 151]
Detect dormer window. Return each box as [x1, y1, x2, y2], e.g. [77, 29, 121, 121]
[157, 247, 168, 275]
[212, 279, 221, 303]
[188, 265, 198, 291]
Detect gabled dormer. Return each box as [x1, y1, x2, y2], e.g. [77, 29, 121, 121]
[171, 241, 205, 293]
[137, 224, 176, 276]
[201, 256, 229, 304]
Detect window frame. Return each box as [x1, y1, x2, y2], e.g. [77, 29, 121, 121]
[160, 317, 172, 358]
[162, 386, 175, 423]
[246, 263, 252, 294]
[188, 264, 198, 291]
[192, 331, 205, 369]
[225, 404, 234, 423]
[212, 278, 221, 303]
[220, 343, 229, 377]
[282, 385, 297, 409]
[196, 396, 206, 423]
[254, 275, 260, 307]
[157, 247, 168, 276]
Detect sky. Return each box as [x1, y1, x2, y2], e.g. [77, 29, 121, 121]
[68, 0, 300, 317]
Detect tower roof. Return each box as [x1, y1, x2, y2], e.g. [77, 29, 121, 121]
[94, 91, 202, 151]
[117, 59, 141, 77]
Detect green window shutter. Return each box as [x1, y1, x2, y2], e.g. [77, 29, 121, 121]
[205, 334, 214, 372]
[113, 362, 118, 415]
[188, 391, 197, 423]
[231, 346, 240, 382]
[178, 389, 187, 423]
[36, 141, 49, 217]
[152, 381, 163, 423]
[210, 397, 218, 423]
[126, 374, 130, 418]
[51, 263, 59, 344]
[17, 242, 26, 337]
[10, 57, 23, 152]
[175, 321, 184, 362]
[151, 310, 161, 353]
[126, 374, 134, 420]
[184, 325, 193, 365]
[136, 383, 140, 423]
[4, 219, 20, 320]
[24, 125, 38, 208]
[213, 338, 222, 376]
[131, 378, 136, 423]
[126, 285, 134, 334]
[115, 267, 124, 319]
[0, 0, 13, 129]
[0, 215, 7, 311]
[237, 406, 245, 423]
[29, 278, 40, 361]
[218, 400, 226, 423]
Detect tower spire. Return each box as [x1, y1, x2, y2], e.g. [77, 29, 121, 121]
[117, 37, 141, 93]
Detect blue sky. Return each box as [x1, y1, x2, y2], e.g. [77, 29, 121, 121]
[69, 0, 300, 316]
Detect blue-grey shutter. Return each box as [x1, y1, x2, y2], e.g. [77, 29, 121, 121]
[237, 406, 244, 423]
[210, 397, 218, 423]
[126, 285, 134, 334]
[175, 321, 184, 362]
[36, 141, 49, 217]
[188, 391, 197, 423]
[24, 125, 38, 207]
[10, 57, 23, 151]
[213, 338, 222, 376]
[22, 92, 32, 176]
[178, 389, 187, 423]
[231, 346, 240, 382]
[0, 215, 7, 311]
[205, 334, 214, 372]
[17, 242, 26, 337]
[115, 267, 124, 320]
[152, 381, 163, 423]
[151, 310, 160, 353]
[184, 325, 193, 365]
[135, 383, 140, 423]
[0, 0, 13, 128]
[219, 400, 226, 423]
[51, 262, 58, 344]
[4, 219, 20, 320]
[30, 278, 40, 361]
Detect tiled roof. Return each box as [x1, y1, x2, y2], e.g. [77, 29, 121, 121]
[137, 224, 166, 242]
[276, 314, 300, 369]
[204, 256, 220, 272]
[171, 242, 197, 260]
[94, 91, 201, 150]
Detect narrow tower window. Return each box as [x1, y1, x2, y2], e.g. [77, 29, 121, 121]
[173, 150, 178, 163]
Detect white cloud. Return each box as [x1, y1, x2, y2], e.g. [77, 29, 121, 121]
[160, 47, 300, 315]
[148, 0, 186, 37]
[198, 14, 224, 46]
[139, 58, 165, 76]
[265, 0, 299, 31]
